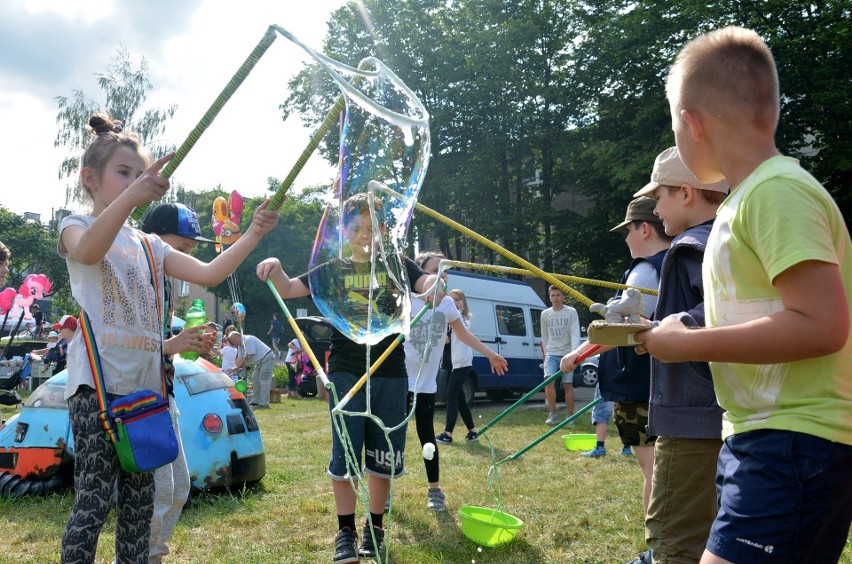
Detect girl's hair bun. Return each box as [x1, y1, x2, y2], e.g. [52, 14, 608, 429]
[88, 112, 125, 137]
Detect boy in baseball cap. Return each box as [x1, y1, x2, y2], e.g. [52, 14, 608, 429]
[140, 202, 218, 563]
[140, 203, 216, 244]
[628, 147, 727, 564]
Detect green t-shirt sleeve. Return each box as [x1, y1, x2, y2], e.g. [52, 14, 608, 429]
[741, 177, 840, 283]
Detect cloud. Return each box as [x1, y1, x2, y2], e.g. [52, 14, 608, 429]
[0, 0, 203, 98]
[0, 0, 345, 220]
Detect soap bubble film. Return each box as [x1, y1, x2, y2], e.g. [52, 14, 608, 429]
[277, 27, 430, 344]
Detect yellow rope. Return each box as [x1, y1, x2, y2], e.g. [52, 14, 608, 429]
[444, 260, 658, 296]
[374, 186, 594, 308]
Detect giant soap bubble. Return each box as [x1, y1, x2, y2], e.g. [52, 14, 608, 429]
[277, 28, 431, 345]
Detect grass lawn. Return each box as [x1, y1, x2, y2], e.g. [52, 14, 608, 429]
[2, 393, 851, 563]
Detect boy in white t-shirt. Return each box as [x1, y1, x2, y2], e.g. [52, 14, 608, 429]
[540, 285, 581, 425]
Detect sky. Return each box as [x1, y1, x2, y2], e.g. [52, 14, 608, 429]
[0, 0, 355, 223]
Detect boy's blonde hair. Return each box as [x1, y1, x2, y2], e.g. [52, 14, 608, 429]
[662, 184, 727, 205]
[666, 26, 779, 131]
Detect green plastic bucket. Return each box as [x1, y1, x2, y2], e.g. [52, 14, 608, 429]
[234, 379, 247, 393]
[458, 505, 524, 547]
[562, 433, 597, 451]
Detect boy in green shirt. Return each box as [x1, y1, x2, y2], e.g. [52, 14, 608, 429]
[636, 27, 852, 564]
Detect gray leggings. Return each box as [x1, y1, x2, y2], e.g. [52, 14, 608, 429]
[62, 386, 154, 564]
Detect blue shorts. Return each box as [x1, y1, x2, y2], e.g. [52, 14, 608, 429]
[543, 355, 573, 384]
[591, 384, 612, 424]
[708, 429, 852, 563]
[327, 371, 408, 480]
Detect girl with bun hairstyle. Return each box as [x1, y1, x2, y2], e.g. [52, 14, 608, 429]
[58, 113, 279, 562]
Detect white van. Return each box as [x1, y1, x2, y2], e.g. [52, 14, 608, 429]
[437, 271, 547, 403]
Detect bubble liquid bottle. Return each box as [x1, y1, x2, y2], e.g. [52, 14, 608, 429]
[180, 299, 207, 360]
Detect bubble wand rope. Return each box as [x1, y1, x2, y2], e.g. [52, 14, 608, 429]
[332, 298, 434, 413]
[131, 23, 369, 220]
[374, 185, 593, 308]
[131, 26, 279, 221]
[495, 396, 603, 466]
[443, 260, 659, 297]
[482, 395, 603, 516]
[478, 344, 601, 436]
[265, 278, 329, 388]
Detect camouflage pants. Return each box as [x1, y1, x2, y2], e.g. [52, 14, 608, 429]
[613, 401, 657, 447]
[61, 386, 154, 564]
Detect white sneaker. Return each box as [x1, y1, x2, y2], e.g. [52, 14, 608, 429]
[545, 413, 558, 425]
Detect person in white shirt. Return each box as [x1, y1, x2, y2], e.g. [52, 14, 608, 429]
[406, 252, 507, 511]
[540, 286, 581, 425]
[228, 332, 274, 409]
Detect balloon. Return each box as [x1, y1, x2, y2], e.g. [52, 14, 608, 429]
[212, 197, 229, 222]
[210, 192, 243, 248]
[230, 302, 246, 321]
[0, 274, 51, 319]
[229, 190, 244, 216]
[220, 219, 241, 245]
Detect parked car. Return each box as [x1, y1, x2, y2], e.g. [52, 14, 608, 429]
[0, 356, 266, 497]
[575, 351, 599, 388]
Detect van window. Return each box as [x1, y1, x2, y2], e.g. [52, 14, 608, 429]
[530, 308, 543, 338]
[496, 305, 526, 336]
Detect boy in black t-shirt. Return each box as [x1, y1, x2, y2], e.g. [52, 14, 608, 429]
[257, 193, 438, 563]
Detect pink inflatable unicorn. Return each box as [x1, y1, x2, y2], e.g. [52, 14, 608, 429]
[0, 274, 52, 320]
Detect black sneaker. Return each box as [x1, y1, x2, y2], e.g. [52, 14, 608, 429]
[358, 525, 385, 558]
[435, 432, 453, 444]
[465, 430, 479, 442]
[333, 527, 358, 564]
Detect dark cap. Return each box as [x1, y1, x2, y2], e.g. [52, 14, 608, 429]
[610, 197, 662, 233]
[141, 203, 215, 243]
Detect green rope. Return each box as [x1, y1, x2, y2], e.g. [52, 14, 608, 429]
[131, 27, 279, 221]
[268, 96, 346, 210]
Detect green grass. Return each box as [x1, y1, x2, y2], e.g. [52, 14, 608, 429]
[1, 396, 850, 563]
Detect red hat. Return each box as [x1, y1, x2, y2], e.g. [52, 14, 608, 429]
[52, 315, 78, 331]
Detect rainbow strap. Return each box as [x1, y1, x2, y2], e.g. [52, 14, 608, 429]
[81, 234, 165, 443]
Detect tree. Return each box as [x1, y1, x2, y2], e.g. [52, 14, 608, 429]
[0, 207, 68, 298]
[54, 46, 177, 205]
[184, 182, 325, 338]
[282, 0, 851, 300]
[560, 0, 852, 287]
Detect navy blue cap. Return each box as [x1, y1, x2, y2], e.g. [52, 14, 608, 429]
[141, 203, 216, 243]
